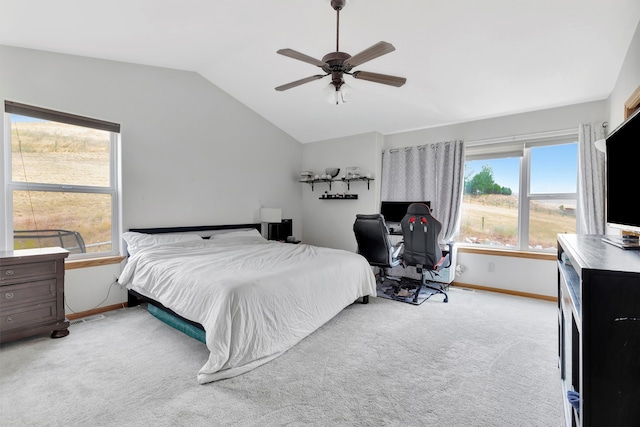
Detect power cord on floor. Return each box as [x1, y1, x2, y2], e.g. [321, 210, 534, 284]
[64, 279, 125, 315]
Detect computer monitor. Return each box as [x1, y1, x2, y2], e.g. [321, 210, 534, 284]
[380, 201, 431, 223]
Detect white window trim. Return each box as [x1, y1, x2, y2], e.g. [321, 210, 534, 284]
[4, 104, 121, 259]
[2, 113, 11, 250]
[461, 128, 578, 252]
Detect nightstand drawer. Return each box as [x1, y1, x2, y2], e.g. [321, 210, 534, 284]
[0, 301, 57, 333]
[1, 261, 58, 282]
[0, 279, 56, 308]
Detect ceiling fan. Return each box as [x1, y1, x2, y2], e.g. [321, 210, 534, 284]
[275, 0, 406, 103]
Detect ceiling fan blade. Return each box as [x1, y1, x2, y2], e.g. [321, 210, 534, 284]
[275, 74, 327, 91]
[277, 49, 326, 67]
[351, 71, 407, 87]
[344, 41, 396, 69]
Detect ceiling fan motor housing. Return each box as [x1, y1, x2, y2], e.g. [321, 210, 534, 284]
[322, 52, 351, 87]
[331, 0, 346, 11]
[322, 52, 351, 71]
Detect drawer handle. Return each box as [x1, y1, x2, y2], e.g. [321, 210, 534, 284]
[5, 269, 14, 276]
[4, 292, 13, 299]
[6, 316, 13, 323]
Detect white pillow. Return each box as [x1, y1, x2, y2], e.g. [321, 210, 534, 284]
[122, 232, 202, 256]
[212, 229, 263, 239]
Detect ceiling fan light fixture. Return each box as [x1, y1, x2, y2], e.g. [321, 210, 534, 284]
[324, 81, 352, 105]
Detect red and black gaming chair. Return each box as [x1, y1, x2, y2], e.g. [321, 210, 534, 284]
[400, 203, 450, 303]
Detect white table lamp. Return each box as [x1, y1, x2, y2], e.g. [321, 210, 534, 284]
[260, 208, 282, 223]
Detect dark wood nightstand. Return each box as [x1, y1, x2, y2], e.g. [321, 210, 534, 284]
[0, 247, 70, 344]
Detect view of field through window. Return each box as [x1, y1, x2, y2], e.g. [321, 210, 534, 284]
[11, 117, 113, 253]
[458, 194, 576, 249]
[456, 144, 577, 250]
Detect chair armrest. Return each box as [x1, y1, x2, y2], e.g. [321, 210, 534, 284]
[440, 241, 454, 269]
[391, 241, 404, 262]
[434, 253, 449, 271]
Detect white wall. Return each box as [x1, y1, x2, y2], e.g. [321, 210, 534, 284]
[384, 100, 606, 149]
[0, 45, 303, 312]
[607, 18, 640, 129]
[455, 253, 557, 297]
[301, 132, 383, 252]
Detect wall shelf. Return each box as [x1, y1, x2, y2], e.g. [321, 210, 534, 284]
[299, 175, 374, 191]
[342, 177, 374, 190]
[319, 194, 358, 200]
[299, 179, 335, 191]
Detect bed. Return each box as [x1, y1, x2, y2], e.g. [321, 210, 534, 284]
[118, 223, 377, 384]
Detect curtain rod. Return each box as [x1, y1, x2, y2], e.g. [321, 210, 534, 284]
[382, 128, 578, 153]
[465, 128, 577, 146]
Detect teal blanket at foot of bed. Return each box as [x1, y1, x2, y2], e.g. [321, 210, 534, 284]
[147, 304, 206, 343]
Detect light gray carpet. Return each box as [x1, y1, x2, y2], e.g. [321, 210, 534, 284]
[0, 288, 564, 427]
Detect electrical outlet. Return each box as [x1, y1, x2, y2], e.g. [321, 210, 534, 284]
[488, 262, 495, 272]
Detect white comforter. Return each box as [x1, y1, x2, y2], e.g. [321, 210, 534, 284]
[118, 236, 376, 384]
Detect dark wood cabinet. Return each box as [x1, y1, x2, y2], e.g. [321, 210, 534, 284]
[0, 247, 69, 344]
[557, 234, 640, 427]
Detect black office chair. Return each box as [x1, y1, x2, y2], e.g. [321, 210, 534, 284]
[353, 214, 403, 285]
[400, 203, 450, 303]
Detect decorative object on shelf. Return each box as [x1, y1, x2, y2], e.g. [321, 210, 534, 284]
[325, 168, 340, 178]
[300, 171, 314, 181]
[260, 208, 282, 224]
[274, 0, 406, 105]
[319, 193, 358, 200]
[346, 166, 360, 178]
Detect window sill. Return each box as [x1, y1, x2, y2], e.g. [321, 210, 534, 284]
[456, 245, 555, 261]
[65, 255, 125, 270]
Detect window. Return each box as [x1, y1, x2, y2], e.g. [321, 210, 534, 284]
[456, 134, 578, 252]
[5, 101, 120, 259]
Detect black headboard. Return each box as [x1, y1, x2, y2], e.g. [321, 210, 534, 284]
[129, 223, 262, 236]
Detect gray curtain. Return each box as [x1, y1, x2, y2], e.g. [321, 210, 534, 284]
[577, 122, 606, 234]
[381, 140, 465, 242]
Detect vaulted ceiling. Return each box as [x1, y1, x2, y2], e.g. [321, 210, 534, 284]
[1, 0, 639, 143]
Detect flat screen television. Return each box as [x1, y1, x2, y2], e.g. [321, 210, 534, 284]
[380, 201, 431, 223]
[603, 108, 640, 249]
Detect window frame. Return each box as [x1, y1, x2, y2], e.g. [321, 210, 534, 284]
[4, 101, 121, 259]
[460, 129, 578, 252]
